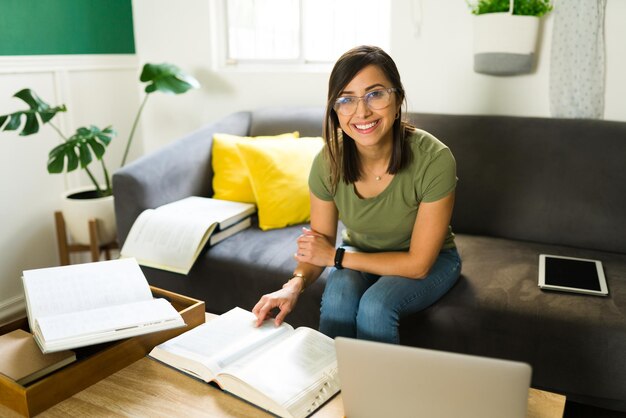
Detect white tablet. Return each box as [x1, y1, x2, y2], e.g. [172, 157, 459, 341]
[538, 254, 609, 297]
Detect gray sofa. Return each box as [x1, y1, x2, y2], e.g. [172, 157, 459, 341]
[114, 107, 626, 411]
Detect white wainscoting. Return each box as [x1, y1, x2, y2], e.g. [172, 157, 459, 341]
[0, 295, 26, 327]
[0, 54, 142, 325]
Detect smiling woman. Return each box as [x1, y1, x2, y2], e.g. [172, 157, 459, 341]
[252, 46, 461, 345]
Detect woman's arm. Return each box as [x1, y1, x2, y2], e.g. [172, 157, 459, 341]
[296, 191, 455, 280]
[252, 193, 338, 326]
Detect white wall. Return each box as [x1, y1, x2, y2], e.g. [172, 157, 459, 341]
[132, 0, 626, 153]
[1, 0, 625, 323]
[0, 55, 142, 324]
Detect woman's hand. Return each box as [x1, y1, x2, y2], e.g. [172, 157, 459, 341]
[295, 227, 335, 267]
[252, 277, 303, 327]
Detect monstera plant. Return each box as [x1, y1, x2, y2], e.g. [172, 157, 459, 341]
[0, 62, 200, 198]
[1, 63, 199, 246]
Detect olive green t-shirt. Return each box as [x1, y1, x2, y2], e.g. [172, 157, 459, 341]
[308, 129, 456, 252]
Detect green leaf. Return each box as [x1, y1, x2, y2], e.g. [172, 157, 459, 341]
[469, 0, 552, 16]
[47, 142, 70, 173]
[139, 63, 200, 95]
[6, 114, 23, 131]
[46, 125, 116, 174]
[87, 137, 105, 159]
[78, 142, 92, 168]
[0, 89, 67, 136]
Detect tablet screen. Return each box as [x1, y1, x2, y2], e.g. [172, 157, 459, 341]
[539, 254, 608, 296]
[544, 256, 601, 291]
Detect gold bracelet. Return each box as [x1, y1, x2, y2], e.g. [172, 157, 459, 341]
[284, 273, 306, 294]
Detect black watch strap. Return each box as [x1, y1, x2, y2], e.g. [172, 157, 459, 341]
[334, 247, 345, 269]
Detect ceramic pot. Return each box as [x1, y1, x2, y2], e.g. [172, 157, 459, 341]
[473, 13, 540, 75]
[61, 186, 117, 246]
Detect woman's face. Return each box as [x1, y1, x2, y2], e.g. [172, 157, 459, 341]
[335, 64, 399, 151]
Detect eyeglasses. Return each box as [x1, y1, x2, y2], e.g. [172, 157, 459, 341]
[333, 88, 397, 116]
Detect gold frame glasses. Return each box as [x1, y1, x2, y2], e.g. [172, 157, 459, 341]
[333, 88, 397, 116]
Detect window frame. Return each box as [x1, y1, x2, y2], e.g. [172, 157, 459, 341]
[212, 0, 390, 72]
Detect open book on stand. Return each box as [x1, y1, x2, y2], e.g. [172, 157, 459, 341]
[149, 307, 339, 418]
[22, 258, 186, 353]
[120, 196, 256, 274]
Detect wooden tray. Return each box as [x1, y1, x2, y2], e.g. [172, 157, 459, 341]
[0, 286, 205, 417]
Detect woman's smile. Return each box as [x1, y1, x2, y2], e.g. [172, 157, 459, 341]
[353, 119, 380, 134]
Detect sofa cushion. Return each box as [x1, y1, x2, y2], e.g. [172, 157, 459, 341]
[400, 233, 626, 408]
[211, 132, 299, 204]
[408, 113, 626, 254]
[236, 137, 324, 230]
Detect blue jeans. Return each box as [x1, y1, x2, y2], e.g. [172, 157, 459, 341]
[319, 248, 461, 344]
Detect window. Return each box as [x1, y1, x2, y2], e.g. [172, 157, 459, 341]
[224, 0, 390, 66]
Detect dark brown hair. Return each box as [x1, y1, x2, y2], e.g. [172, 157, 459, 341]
[323, 45, 414, 191]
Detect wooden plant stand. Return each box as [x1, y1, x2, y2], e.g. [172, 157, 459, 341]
[54, 211, 119, 265]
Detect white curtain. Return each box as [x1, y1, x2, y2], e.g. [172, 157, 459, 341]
[549, 0, 607, 119]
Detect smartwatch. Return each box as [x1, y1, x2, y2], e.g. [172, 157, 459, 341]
[334, 247, 345, 269]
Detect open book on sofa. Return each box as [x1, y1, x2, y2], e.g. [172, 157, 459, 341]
[149, 307, 339, 418]
[120, 196, 256, 274]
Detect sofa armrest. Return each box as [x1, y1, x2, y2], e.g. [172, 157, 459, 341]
[113, 111, 252, 245]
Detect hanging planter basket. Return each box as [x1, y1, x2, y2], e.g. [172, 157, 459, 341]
[473, 11, 540, 76]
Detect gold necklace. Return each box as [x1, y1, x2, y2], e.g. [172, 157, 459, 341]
[365, 166, 386, 181]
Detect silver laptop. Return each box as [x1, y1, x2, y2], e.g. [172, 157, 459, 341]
[335, 337, 532, 418]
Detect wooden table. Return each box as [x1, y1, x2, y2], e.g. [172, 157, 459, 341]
[0, 310, 566, 417]
[0, 356, 565, 418]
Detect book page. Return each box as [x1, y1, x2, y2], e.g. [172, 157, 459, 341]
[152, 307, 292, 377]
[119, 210, 217, 273]
[22, 258, 153, 325]
[220, 327, 338, 409]
[120, 197, 256, 273]
[35, 298, 181, 343]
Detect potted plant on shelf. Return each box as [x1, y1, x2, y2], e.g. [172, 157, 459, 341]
[468, 0, 553, 75]
[0, 63, 199, 246]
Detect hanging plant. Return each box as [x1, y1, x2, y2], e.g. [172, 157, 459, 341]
[470, 0, 553, 17]
[468, 0, 554, 76]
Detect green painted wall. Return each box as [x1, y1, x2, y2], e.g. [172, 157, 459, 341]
[0, 0, 135, 55]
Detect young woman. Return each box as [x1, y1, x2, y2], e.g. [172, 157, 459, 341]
[253, 45, 461, 344]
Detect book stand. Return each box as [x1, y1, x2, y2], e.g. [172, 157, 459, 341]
[54, 211, 119, 265]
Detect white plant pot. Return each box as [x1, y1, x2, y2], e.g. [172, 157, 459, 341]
[473, 13, 540, 75]
[61, 186, 117, 246]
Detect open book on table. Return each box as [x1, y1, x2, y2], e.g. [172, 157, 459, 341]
[148, 307, 339, 418]
[22, 258, 186, 353]
[120, 196, 256, 275]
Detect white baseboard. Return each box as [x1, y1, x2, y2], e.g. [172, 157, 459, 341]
[0, 295, 26, 327]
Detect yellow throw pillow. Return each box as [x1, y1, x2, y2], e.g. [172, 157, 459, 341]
[236, 137, 324, 230]
[212, 132, 299, 203]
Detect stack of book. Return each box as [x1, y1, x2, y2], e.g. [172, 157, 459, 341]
[0, 329, 76, 385]
[121, 196, 257, 274]
[0, 258, 187, 387]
